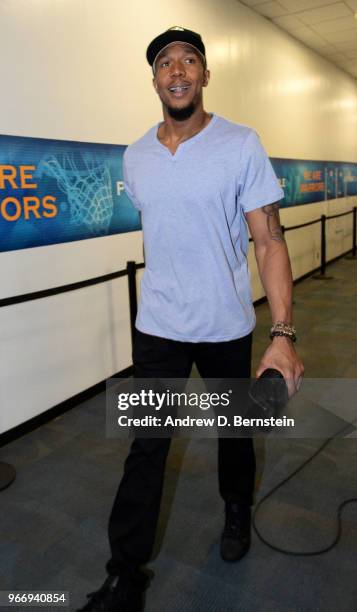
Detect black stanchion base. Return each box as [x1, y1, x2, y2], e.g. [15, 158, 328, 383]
[0, 462, 16, 491]
[311, 274, 333, 280]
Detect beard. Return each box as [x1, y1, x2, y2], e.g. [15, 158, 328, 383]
[167, 101, 195, 121]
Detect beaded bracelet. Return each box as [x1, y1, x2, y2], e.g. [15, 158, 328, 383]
[270, 321, 297, 343]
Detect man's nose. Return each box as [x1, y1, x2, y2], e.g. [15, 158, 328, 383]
[170, 60, 185, 76]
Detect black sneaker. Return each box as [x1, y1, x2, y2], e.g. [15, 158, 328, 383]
[220, 502, 251, 562]
[75, 566, 151, 612]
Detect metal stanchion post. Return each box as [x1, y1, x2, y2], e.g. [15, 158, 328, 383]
[126, 260, 138, 346]
[321, 214, 326, 275]
[313, 214, 333, 280]
[345, 206, 357, 260]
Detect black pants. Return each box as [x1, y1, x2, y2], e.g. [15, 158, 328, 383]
[106, 328, 255, 573]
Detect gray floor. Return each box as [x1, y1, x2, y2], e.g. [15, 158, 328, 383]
[1, 257, 357, 611]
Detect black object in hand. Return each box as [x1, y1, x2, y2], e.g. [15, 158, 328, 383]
[247, 368, 289, 427]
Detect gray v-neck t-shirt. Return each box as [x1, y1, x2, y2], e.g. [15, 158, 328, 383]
[123, 113, 284, 342]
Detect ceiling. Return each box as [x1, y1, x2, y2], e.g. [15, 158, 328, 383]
[239, 0, 357, 79]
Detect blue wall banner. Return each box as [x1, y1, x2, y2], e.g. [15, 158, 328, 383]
[271, 158, 357, 207]
[0, 134, 140, 253]
[1, 133, 357, 253]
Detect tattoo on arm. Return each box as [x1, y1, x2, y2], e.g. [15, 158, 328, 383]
[262, 203, 284, 242]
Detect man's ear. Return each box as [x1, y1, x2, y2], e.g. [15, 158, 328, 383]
[203, 69, 210, 87]
[153, 78, 158, 92]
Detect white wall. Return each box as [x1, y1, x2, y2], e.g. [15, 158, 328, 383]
[1, 0, 357, 432]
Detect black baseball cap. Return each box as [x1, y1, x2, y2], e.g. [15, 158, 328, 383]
[146, 26, 206, 73]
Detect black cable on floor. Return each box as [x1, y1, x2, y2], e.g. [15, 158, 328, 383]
[252, 417, 357, 556]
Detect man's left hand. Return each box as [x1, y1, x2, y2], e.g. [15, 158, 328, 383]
[256, 336, 304, 399]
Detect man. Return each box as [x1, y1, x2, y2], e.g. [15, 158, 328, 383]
[77, 27, 304, 612]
